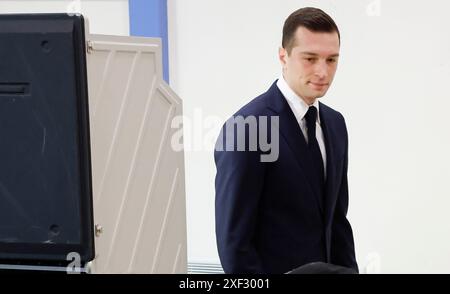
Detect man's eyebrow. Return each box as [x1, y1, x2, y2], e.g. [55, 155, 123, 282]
[300, 52, 340, 58]
[300, 52, 318, 56]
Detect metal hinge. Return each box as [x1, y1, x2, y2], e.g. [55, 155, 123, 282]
[86, 40, 94, 54]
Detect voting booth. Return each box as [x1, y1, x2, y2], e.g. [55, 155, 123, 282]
[0, 13, 187, 273]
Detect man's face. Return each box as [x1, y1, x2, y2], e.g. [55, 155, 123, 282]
[279, 26, 340, 104]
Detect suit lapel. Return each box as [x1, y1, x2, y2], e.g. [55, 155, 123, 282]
[266, 82, 324, 214]
[319, 102, 339, 225]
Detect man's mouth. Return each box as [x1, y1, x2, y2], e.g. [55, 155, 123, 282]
[309, 82, 328, 87]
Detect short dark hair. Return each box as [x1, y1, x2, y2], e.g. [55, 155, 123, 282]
[282, 7, 340, 54]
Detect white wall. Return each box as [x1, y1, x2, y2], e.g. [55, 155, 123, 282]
[0, 0, 130, 36]
[168, 0, 450, 273]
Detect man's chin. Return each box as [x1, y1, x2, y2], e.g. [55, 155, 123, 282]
[308, 91, 327, 100]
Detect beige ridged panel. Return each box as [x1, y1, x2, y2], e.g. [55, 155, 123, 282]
[85, 32, 187, 273]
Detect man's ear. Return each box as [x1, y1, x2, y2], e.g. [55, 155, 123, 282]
[279, 47, 287, 67]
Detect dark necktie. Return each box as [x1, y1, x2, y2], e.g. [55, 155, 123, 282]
[304, 106, 325, 186]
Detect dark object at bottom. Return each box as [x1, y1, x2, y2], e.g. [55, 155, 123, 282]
[286, 262, 358, 274]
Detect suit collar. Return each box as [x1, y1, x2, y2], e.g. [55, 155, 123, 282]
[276, 76, 321, 124]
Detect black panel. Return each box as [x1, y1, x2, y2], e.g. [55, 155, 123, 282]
[0, 13, 94, 264]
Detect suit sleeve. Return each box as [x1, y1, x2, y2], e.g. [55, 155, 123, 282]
[214, 119, 266, 273]
[330, 117, 359, 272]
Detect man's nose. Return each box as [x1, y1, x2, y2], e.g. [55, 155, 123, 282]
[314, 61, 328, 79]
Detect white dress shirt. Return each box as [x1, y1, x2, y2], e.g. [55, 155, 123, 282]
[276, 76, 327, 177]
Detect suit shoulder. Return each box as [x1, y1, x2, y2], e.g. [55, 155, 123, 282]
[320, 102, 348, 141]
[320, 102, 346, 123]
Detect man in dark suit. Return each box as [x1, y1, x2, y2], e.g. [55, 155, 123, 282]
[214, 7, 358, 274]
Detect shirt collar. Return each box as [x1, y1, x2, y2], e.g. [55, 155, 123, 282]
[276, 75, 321, 123]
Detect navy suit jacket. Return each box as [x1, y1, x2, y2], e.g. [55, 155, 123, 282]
[214, 81, 358, 274]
